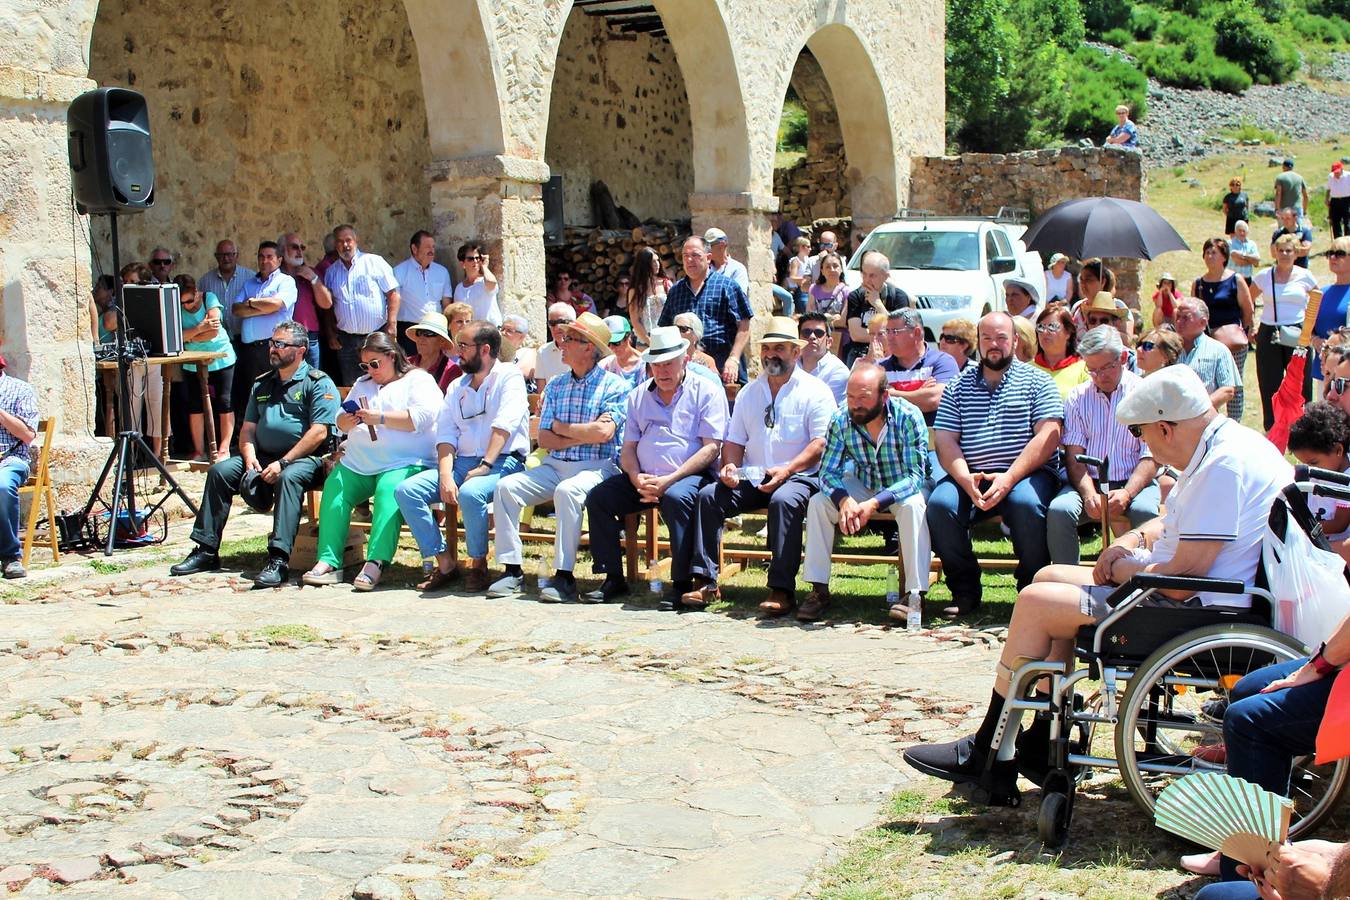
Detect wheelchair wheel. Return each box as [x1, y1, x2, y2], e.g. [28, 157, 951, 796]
[1037, 791, 1072, 847]
[1115, 624, 1350, 839]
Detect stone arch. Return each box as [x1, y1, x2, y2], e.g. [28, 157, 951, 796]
[403, 0, 507, 160]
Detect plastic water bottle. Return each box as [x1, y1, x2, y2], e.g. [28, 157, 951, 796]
[735, 465, 766, 485]
[649, 578, 664, 596]
[884, 567, 900, 608]
[906, 590, 922, 632]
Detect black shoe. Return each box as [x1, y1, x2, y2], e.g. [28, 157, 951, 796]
[583, 575, 629, 604]
[941, 594, 981, 618]
[1016, 716, 1052, 788]
[903, 734, 1021, 807]
[170, 546, 219, 576]
[252, 557, 289, 589]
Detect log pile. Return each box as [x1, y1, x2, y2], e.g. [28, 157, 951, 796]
[546, 220, 690, 309]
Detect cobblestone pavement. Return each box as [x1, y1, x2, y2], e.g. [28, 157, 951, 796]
[0, 562, 1000, 898]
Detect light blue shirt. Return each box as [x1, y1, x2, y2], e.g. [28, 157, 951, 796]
[199, 266, 256, 339]
[1230, 237, 1259, 279]
[233, 269, 298, 344]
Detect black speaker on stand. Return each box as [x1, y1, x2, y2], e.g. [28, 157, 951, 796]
[68, 86, 197, 556]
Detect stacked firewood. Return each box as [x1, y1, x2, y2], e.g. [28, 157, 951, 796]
[547, 220, 689, 306]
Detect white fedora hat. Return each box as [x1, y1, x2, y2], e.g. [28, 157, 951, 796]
[641, 326, 689, 364]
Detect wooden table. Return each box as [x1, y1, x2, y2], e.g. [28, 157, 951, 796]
[97, 350, 227, 460]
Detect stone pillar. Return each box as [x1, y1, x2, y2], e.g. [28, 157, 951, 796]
[427, 155, 550, 341]
[0, 64, 107, 501]
[688, 191, 779, 329]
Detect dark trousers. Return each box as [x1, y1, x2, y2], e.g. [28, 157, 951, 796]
[233, 339, 270, 416]
[1255, 324, 1311, 432]
[706, 342, 747, 385]
[926, 469, 1059, 601]
[585, 471, 707, 582]
[1331, 195, 1349, 239]
[190, 454, 326, 557]
[689, 475, 815, 592]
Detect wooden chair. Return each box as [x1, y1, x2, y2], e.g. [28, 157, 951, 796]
[20, 416, 59, 568]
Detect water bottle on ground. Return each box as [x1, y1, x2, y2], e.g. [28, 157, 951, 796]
[884, 567, 900, 609]
[906, 590, 922, 632]
[649, 578, 664, 597]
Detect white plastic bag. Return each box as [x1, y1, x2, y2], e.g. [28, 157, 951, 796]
[1263, 511, 1350, 649]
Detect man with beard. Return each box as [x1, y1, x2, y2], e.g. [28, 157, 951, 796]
[394, 321, 530, 594]
[280, 231, 333, 368]
[927, 312, 1064, 616]
[800, 364, 930, 621]
[170, 322, 339, 588]
[684, 316, 835, 616]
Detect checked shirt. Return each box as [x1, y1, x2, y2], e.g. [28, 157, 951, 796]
[538, 363, 630, 463]
[819, 396, 928, 507]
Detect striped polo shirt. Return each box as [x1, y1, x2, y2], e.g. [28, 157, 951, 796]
[1063, 369, 1150, 482]
[934, 360, 1064, 474]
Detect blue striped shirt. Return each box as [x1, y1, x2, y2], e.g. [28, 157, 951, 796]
[934, 360, 1064, 474]
[657, 269, 752, 353]
[538, 362, 630, 463]
[819, 396, 928, 507]
[199, 266, 256, 339]
[323, 250, 399, 335]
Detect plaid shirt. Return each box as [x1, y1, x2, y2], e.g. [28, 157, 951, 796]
[657, 269, 752, 353]
[0, 374, 38, 463]
[819, 396, 928, 507]
[538, 362, 630, 462]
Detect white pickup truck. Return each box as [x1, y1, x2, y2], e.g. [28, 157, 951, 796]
[843, 211, 1049, 338]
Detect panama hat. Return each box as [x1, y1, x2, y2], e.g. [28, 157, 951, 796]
[408, 312, 452, 342]
[562, 312, 614, 358]
[1083, 291, 1124, 318]
[757, 315, 806, 348]
[641, 326, 689, 364]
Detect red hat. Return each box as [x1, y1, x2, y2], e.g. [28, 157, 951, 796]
[1335, 161, 1345, 173]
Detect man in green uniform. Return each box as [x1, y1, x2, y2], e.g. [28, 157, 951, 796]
[170, 321, 339, 587]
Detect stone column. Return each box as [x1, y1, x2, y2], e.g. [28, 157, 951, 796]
[0, 64, 107, 500]
[688, 191, 779, 328]
[427, 155, 550, 340]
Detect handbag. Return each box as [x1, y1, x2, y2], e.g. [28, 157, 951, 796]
[1269, 271, 1305, 348]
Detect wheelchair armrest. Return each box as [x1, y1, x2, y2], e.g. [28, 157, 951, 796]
[1297, 464, 1350, 487]
[1313, 483, 1350, 503]
[1128, 572, 1246, 594]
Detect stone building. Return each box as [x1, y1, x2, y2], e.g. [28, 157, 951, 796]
[2, 0, 944, 485]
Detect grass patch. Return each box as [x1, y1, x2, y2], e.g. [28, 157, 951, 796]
[1217, 117, 1288, 145]
[258, 624, 321, 644]
[87, 559, 127, 575]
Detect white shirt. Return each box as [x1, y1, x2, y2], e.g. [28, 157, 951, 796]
[453, 279, 502, 326]
[233, 269, 298, 344]
[535, 342, 566, 384]
[340, 367, 443, 475]
[1253, 266, 1320, 326]
[1045, 269, 1073, 303]
[324, 250, 399, 334]
[798, 351, 848, 404]
[1142, 417, 1292, 606]
[712, 256, 749, 292]
[1328, 172, 1350, 200]
[393, 257, 452, 323]
[437, 360, 530, 458]
[728, 366, 836, 471]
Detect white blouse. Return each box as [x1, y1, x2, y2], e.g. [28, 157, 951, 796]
[340, 367, 443, 475]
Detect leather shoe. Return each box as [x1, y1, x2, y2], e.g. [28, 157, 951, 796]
[583, 575, 629, 604]
[171, 546, 219, 576]
[941, 594, 980, 618]
[795, 587, 830, 622]
[252, 557, 289, 589]
[757, 589, 794, 618]
[679, 581, 719, 610]
[462, 560, 491, 593]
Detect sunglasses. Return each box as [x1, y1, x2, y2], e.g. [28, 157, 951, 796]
[939, 334, 967, 344]
[1036, 323, 1063, 334]
[547, 319, 571, 328]
[1138, 340, 1157, 351]
[214, 251, 237, 258]
[150, 258, 172, 266]
[1331, 250, 1349, 259]
[268, 339, 304, 349]
[763, 403, 777, 430]
[676, 325, 694, 334]
[1329, 377, 1349, 396]
[464, 255, 483, 262]
[286, 242, 306, 251]
[357, 358, 385, 373]
[1087, 316, 1117, 327]
[1128, 420, 1176, 438]
[800, 328, 827, 339]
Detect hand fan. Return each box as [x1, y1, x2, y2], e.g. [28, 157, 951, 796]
[1299, 288, 1323, 347]
[1154, 772, 1292, 869]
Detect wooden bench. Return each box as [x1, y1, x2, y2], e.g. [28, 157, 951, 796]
[20, 416, 58, 569]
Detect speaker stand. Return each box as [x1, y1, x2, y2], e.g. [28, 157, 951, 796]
[79, 212, 197, 555]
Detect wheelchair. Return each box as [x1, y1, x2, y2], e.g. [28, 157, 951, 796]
[987, 466, 1350, 847]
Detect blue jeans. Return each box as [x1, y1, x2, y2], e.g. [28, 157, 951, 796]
[305, 337, 321, 370]
[1218, 656, 1330, 880]
[926, 469, 1059, 601]
[394, 453, 524, 561]
[1193, 883, 1258, 899]
[0, 457, 30, 560]
[1046, 480, 1161, 565]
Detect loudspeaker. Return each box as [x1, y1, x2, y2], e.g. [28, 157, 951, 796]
[122, 284, 183, 356]
[67, 87, 156, 214]
[543, 175, 564, 245]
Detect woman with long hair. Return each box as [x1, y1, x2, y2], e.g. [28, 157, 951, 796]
[625, 247, 669, 345]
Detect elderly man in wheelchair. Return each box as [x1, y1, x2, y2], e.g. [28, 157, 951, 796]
[904, 365, 1302, 826]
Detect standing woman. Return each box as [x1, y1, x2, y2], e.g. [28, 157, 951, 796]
[626, 247, 669, 346]
[1192, 236, 1255, 421]
[452, 243, 501, 325]
[1312, 236, 1350, 385]
[174, 274, 237, 461]
[1250, 233, 1320, 431]
[1222, 177, 1249, 238]
[785, 236, 812, 315]
[302, 332, 443, 591]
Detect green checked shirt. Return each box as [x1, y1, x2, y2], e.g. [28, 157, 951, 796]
[818, 396, 929, 509]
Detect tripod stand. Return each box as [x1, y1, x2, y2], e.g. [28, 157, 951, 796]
[80, 212, 197, 555]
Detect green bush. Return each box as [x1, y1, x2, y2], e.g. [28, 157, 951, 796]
[1083, 0, 1131, 33]
[1213, 4, 1300, 83]
[1102, 26, 1133, 44]
[1014, 0, 1086, 49]
[1128, 4, 1161, 37]
[1291, 11, 1350, 43]
[1251, 0, 1289, 21]
[777, 99, 807, 152]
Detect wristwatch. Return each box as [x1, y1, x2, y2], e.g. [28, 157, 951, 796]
[278, 458, 291, 470]
[309, 274, 319, 285]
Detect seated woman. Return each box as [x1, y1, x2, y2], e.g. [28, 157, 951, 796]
[1137, 327, 1182, 376]
[903, 366, 1293, 806]
[1032, 303, 1088, 399]
[939, 317, 978, 370]
[598, 316, 647, 389]
[406, 311, 456, 393]
[302, 332, 443, 591]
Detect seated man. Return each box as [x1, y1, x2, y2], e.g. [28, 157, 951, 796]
[171, 322, 338, 587]
[1047, 326, 1160, 565]
[0, 356, 37, 579]
[490, 312, 629, 602]
[803, 364, 930, 621]
[585, 326, 727, 607]
[685, 316, 836, 617]
[796, 312, 848, 403]
[927, 312, 1064, 616]
[904, 366, 1292, 807]
[1175, 297, 1240, 413]
[879, 307, 958, 426]
[394, 321, 529, 594]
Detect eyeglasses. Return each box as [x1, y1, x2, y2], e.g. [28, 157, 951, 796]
[880, 328, 909, 337]
[1127, 424, 1144, 439]
[357, 358, 385, 373]
[800, 328, 827, 339]
[1331, 250, 1349, 259]
[547, 319, 571, 328]
[150, 258, 173, 266]
[939, 334, 967, 345]
[268, 339, 305, 349]
[676, 325, 694, 334]
[763, 403, 777, 430]
[1138, 340, 1157, 351]
[559, 335, 589, 346]
[1328, 377, 1349, 396]
[456, 341, 480, 355]
[1086, 316, 1116, 327]
[1036, 323, 1063, 334]
[1086, 359, 1122, 378]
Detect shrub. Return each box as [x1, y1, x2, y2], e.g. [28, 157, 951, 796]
[1102, 26, 1133, 44]
[1212, 4, 1299, 84]
[1083, 0, 1131, 33]
[777, 99, 807, 152]
[1063, 46, 1149, 141]
[1014, 0, 1087, 49]
[1128, 4, 1161, 37]
[1251, 0, 1289, 21]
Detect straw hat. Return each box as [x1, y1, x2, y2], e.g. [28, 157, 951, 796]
[641, 326, 689, 364]
[562, 312, 614, 358]
[408, 312, 452, 342]
[1083, 291, 1124, 319]
[757, 315, 807, 348]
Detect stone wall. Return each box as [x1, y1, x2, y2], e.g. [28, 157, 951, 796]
[86, 0, 433, 274]
[909, 147, 1147, 301]
[545, 13, 693, 226]
[772, 155, 849, 226]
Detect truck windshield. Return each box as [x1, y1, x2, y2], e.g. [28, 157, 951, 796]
[853, 231, 980, 271]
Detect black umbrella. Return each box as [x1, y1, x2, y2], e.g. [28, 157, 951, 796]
[1021, 197, 1189, 260]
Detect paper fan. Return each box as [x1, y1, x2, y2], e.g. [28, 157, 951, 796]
[1154, 773, 1292, 868]
[1299, 288, 1324, 347]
